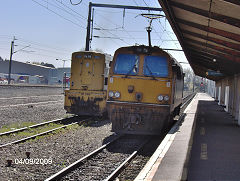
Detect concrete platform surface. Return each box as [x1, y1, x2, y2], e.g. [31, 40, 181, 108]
[135, 93, 240, 181]
[187, 94, 240, 181]
[135, 93, 200, 181]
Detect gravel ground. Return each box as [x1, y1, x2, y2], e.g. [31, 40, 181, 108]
[0, 119, 113, 181]
[62, 135, 146, 181]
[0, 95, 62, 107]
[0, 86, 68, 127]
[0, 86, 193, 181]
[0, 85, 63, 98]
[115, 137, 163, 181]
[0, 99, 66, 127]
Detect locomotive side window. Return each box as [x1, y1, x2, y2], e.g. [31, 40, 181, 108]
[143, 56, 168, 77]
[114, 54, 139, 75]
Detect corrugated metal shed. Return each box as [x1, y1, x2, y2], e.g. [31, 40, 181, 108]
[159, 0, 240, 80]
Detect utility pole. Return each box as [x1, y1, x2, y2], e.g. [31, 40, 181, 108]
[8, 37, 16, 84]
[85, 2, 92, 51]
[56, 59, 68, 68]
[7, 37, 30, 85]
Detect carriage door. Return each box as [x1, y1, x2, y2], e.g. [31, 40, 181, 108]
[224, 86, 229, 112]
[81, 55, 93, 85]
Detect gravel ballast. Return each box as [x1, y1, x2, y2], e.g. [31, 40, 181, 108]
[0, 119, 113, 181]
[0, 85, 117, 181]
[0, 86, 68, 127]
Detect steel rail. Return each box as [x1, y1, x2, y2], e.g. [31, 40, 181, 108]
[0, 95, 62, 100]
[183, 92, 194, 101]
[105, 98, 192, 181]
[104, 138, 150, 181]
[0, 116, 76, 137]
[181, 93, 196, 109]
[0, 122, 81, 149]
[0, 100, 63, 109]
[44, 135, 121, 181]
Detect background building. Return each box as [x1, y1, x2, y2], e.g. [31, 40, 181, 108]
[0, 59, 70, 85]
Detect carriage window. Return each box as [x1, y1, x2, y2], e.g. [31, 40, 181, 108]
[114, 54, 139, 75]
[143, 56, 168, 77]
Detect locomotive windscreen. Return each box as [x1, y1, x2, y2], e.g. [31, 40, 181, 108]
[114, 54, 139, 75]
[143, 56, 168, 77]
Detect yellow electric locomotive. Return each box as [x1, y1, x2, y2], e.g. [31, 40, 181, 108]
[107, 45, 184, 135]
[64, 51, 111, 116]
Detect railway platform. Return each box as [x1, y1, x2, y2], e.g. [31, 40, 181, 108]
[135, 93, 240, 181]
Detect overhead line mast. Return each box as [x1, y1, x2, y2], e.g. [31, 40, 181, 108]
[85, 2, 162, 51]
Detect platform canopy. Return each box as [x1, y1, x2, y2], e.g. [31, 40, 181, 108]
[158, 0, 240, 80]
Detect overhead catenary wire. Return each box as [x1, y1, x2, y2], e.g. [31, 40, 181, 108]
[93, 28, 171, 34]
[157, 19, 180, 49]
[81, 1, 142, 46]
[93, 35, 177, 41]
[132, 0, 179, 48]
[55, 0, 88, 21]
[17, 38, 72, 53]
[55, 0, 127, 46]
[70, 0, 82, 5]
[142, 0, 149, 7]
[94, 10, 138, 43]
[30, 0, 85, 29]
[28, 0, 179, 52]
[40, 0, 86, 24]
[132, 0, 165, 46]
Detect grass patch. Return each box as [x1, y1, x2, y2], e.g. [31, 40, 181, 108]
[0, 118, 93, 143]
[0, 122, 36, 133]
[13, 123, 63, 137]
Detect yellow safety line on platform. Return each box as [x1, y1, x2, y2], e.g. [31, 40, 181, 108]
[200, 127, 205, 135]
[200, 143, 208, 160]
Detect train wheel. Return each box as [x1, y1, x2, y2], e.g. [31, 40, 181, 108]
[175, 105, 181, 116]
[96, 111, 108, 121]
[163, 114, 174, 133]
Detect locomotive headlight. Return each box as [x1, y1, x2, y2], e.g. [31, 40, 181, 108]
[115, 91, 121, 98]
[108, 91, 114, 97]
[157, 95, 164, 101]
[164, 95, 169, 101]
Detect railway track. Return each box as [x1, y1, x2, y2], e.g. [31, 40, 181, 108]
[45, 135, 150, 181]
[181, 92, 196, 109]
[44, 93, 196, 181]
[0, 116, 75, 137]
[0, 116, 92, 149]
[0, 100, 63, 109]
[0, 95, 62, 100]
[114, 94, 196, 180]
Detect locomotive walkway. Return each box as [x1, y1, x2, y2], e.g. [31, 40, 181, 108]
[135, 93, 240, 181]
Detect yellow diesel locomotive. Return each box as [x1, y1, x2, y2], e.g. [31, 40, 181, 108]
[107, 45, 184, 135]
[64, 51, 111, 116]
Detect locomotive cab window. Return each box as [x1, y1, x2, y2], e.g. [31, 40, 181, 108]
[143, 56, 168, 77]
[114, 54, 139, 75]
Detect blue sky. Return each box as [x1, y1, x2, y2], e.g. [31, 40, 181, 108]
[0, 0, 190, 68]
